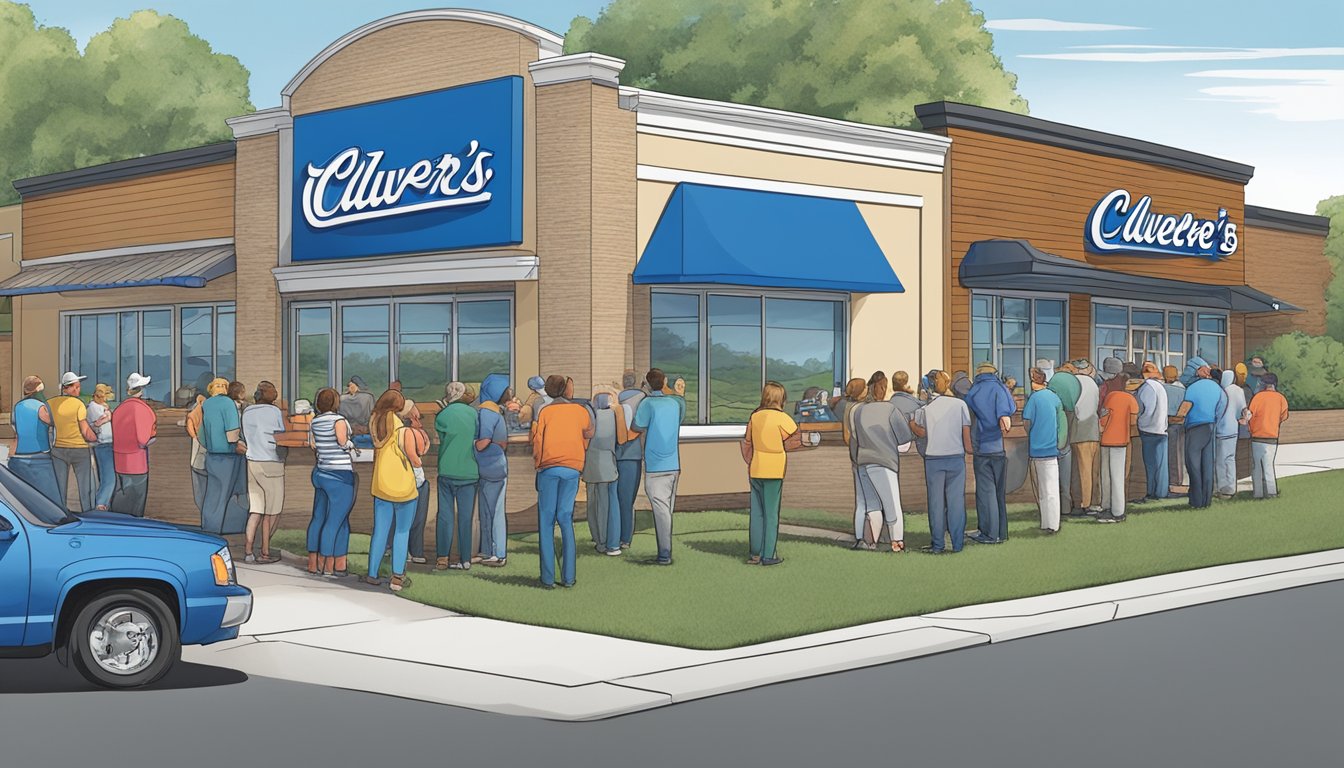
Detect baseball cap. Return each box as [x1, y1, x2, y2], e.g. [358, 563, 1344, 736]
[60, 371, 87, 387]
[126, 372, 152, 390]
[348, 374, 367, 390]
[1100, 357, 1123, 379]
[527, 375, 545, 392]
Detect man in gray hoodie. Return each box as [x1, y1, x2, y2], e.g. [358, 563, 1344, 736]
[847, 372, 915, 552]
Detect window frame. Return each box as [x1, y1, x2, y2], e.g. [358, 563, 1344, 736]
[285, 292, 515, 402]
[970, 290, 1070, 395]
[59, 302, 236, 405]
[1089, 297, 1227, 371]
[649, 286, 849, 426]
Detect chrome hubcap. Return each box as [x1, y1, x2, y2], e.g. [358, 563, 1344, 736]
[88, 607, 159, 675]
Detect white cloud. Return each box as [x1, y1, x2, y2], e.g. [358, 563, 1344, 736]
[985, 18, 1147, 32]
[1186, 69, 1344, 122]
[1022, 46, 1344, 62]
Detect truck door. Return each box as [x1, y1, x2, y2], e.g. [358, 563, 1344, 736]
[0, 506, 32, 646]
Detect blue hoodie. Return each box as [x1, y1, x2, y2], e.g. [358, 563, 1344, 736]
[964, 373, 1016, 455]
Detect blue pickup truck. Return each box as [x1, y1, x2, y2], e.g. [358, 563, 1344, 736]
[0, 465, 252, 688]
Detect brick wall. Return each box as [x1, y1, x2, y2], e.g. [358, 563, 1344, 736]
[233, 134, 282, 393]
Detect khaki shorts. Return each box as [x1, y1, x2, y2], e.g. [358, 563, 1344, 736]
[246, 461, 286, 516]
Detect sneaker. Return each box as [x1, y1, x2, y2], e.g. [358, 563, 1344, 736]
[969, 534, 995, 545]
[655, 557, 673, 566]
[760, 557, 784, 566]
[448, 562, 470, 571]
[604, 548, 623, 556]
[1095, 512, 1127, 523]
[851, 540, 878, 551]
[1042, 528, 1059, 535]
[918, 544, 946, 554]
[620, 541, 632, 549]
[1086, 506, 1104, 516]
[480, 556, 504, 566]
[409, 556, 428, 565]
[244, 552, 256, 564]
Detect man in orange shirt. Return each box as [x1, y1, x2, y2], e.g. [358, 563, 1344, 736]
[1097, 370, 1139, 522]
[531, 374, 595, 588]
[1240, 372, 1289, 499]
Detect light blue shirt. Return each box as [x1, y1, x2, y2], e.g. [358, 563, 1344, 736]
[14, 397, 51, 455]
[1022, 388, 1065, 459]
[1182, 379, 1228, 428]
[475, 407, 509, 481]
[632, 392, 682, 473]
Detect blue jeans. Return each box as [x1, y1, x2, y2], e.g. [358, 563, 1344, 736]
[436, 477, 478, 560]
[308, 468, 356, 558]
[9, 454, 64, 508]
[368, 496, 416, 578]
[408, 482, 431, 559]
[477, 476, 508, 560]
[536, 466, 579, 586]
[616, 459, 642, 545]
[202, 453, 249, 534]
[92, 444, 116, 509]
[924, 456, 967, 552]
[1139, 432, 1169, 500]
[972, 453, 1008, 542]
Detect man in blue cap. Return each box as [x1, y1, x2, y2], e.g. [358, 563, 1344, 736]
[474, 373, 512, 566]
[519, 375, 550, 428]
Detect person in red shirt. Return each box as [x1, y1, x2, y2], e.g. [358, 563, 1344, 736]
[110, 373, 158, 517]
[1097, 371, 1139, 522]
[1240, 372, 1289, 499]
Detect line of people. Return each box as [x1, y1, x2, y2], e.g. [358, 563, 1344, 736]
[832, 355, 1290, 556]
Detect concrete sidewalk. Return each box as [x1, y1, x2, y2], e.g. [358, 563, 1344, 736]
[183, 444, 1344, 721]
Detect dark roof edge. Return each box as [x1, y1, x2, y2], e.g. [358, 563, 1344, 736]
[12, 141, 236, 199]
[1244, 205, 1331, 236]
[915, 102, 1255, 185]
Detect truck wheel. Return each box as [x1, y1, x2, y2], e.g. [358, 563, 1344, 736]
[69, 589, 180, 689]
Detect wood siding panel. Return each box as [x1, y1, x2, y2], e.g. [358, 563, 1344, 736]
[944, 126, 1248, 373]
[1243, 224, 1331, 351]
[22, 162, 235, 260]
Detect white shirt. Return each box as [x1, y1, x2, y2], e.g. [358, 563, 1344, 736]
[1136, 378, 1169, 435]
[242, 403, 286, 463]
[913, 394, 971, 458]
[86, 401, 113, 444]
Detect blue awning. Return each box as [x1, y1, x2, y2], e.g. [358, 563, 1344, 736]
[633, 183, 903, 293]
[0, 244, 235, 296]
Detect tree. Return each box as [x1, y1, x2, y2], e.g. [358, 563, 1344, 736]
[1255, 332, 1344, 410]
[564, 0, 1027, 129]
[1316, 194, 1344, 341]
[0, 4, 252, 205]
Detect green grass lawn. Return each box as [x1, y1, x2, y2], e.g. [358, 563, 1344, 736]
[270, 470, 1344, 650]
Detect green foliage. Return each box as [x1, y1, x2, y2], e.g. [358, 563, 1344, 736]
[1255, 332, 1344, 410]
[1315, 195, 1344, 341]
[564, 0, 1026, 128]
[0, 4, 253, 204]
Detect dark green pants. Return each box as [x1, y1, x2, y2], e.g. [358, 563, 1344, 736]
[749, 477, 783, 560]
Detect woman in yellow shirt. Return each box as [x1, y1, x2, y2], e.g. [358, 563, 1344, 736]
[363, 390, 421, 592]
[741, 381, 806, 566]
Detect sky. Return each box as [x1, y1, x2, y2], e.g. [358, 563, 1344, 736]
[20, 0, 1344, 214]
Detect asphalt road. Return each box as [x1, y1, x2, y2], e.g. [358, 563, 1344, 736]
[3, 581, 1341, 768]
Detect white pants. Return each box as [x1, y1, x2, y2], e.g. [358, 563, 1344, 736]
[1251, 441, 1279, 498]
[1030, 458, 1060, 531]
[1101, 446, 1127, 517]
[1215, 436, 1238, 495]
[859, 464, 904, 544]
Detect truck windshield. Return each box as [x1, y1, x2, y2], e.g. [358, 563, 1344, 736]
[0, 465, 78, 526]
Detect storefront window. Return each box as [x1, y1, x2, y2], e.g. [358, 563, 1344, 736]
[1092, 301, 1222, 371]
[650, 292, 700, 424]
[651, 289, 846, 424]
[290, 295, 512, 402]
[61, 305, 225, 406]
[971, 292, 1067, 395]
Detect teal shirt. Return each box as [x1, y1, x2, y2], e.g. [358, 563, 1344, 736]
[201, 395, 241, 454]
[632, 392, 684, 473]
[435, 402, 480, 481]
[1046, 371, 1082, 412]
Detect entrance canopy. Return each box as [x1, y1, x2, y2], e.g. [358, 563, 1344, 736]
[959, 239, 1299, 314]
[0, 243, 235, 297]
[634, 183, 904, 293]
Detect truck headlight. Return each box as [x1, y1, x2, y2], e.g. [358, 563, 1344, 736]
[211, 546, 236, 586]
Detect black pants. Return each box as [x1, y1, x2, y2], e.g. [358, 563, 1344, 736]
[112, 473, 149, 517]
[1185, 423, 1216, 509]
[973, 453, 1008, 541]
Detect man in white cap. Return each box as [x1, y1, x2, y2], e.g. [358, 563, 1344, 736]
[47, 371, 98, 512]
[110, 372, 158, 516]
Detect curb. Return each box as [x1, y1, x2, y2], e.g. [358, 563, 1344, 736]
[186, 546, 1344, 721]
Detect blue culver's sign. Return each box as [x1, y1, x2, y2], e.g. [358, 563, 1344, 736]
[292, 76, 523, 262]
[1084, 189, 1238, 261]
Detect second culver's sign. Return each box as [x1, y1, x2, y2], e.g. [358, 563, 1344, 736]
[291, 76, 523, 262]
[1085, 189, 1238, 261]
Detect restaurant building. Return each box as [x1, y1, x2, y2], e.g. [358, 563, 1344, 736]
[0, 10, 1330, 523]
